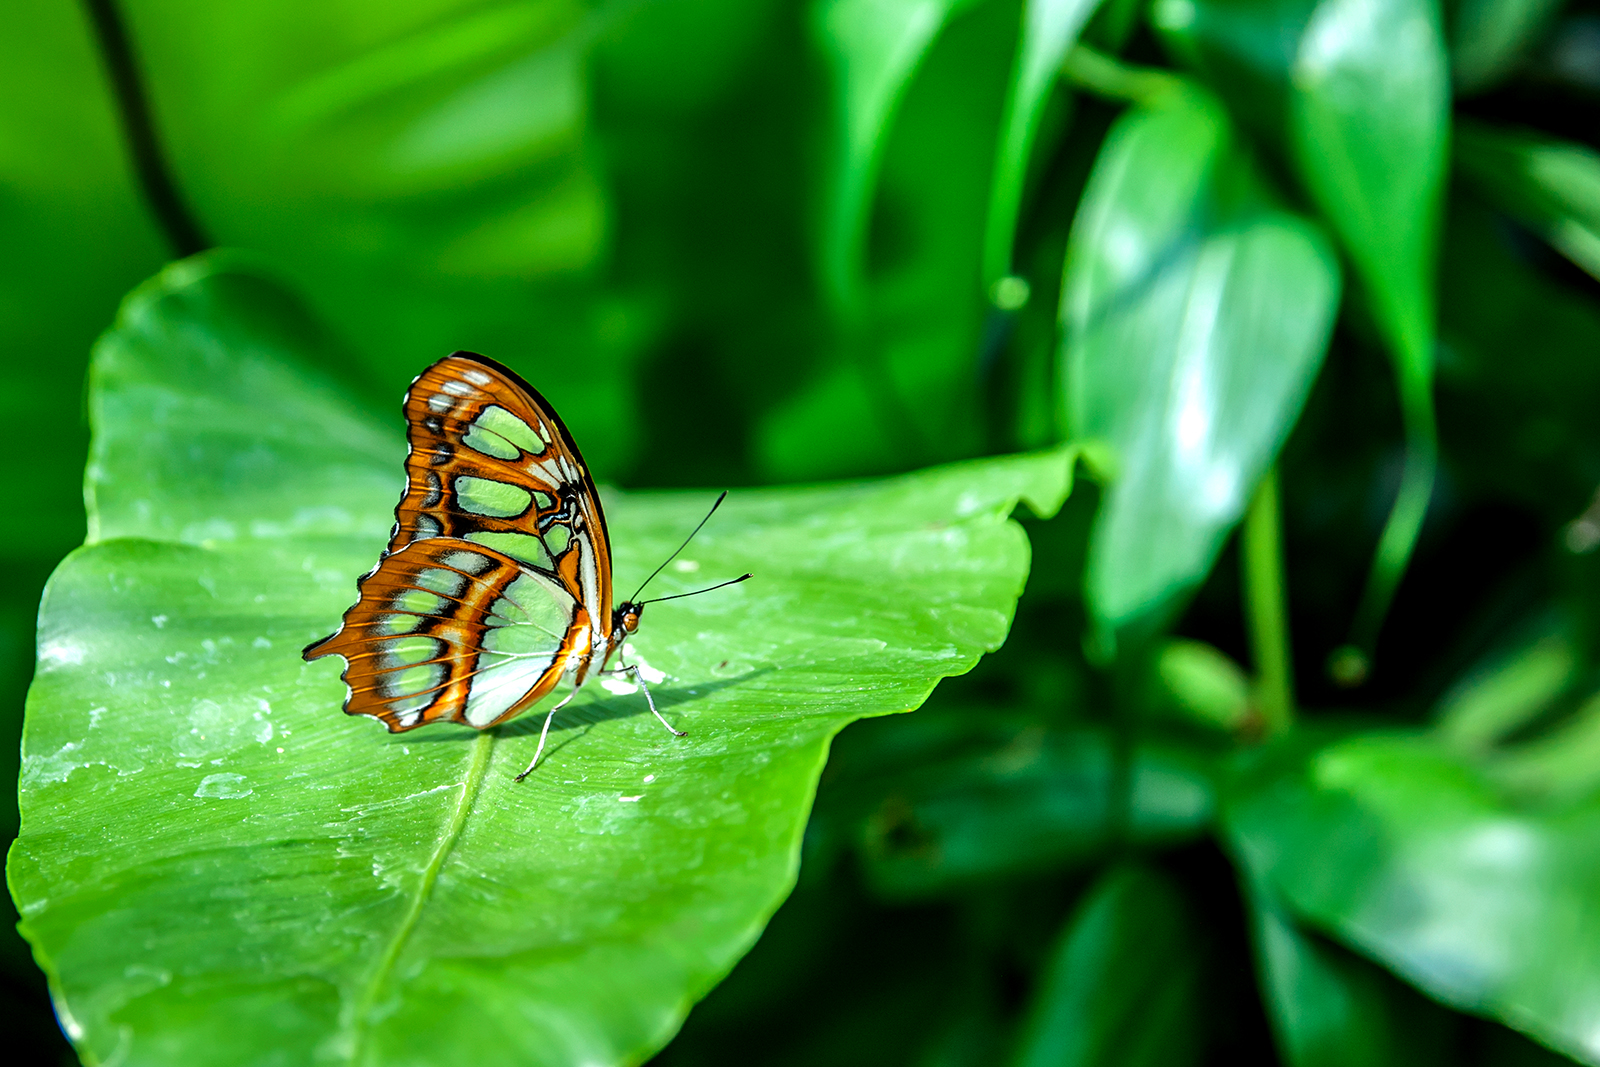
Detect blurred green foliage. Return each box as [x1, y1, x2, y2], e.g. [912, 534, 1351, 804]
[9, 0, 1600, 1063]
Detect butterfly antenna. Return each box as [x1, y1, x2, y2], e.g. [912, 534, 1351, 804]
[638, 573, 753, 606]
[629, 490, 730, 603]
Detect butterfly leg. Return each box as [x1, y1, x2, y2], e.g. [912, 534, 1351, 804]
[614, 663, 686, 738]
[514, 687, 580, 781]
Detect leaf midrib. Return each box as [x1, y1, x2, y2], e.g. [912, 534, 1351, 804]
[342, 729, 496, 1064]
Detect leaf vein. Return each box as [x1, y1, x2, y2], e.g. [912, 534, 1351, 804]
[343, 729, 495, 1063]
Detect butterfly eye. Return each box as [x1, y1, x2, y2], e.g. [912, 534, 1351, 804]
[622, 609, 640, 633]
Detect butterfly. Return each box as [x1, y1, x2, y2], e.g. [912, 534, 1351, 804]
[303, 352, 749, 778]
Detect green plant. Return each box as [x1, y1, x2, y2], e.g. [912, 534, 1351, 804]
[7, 0, 1600, 1065]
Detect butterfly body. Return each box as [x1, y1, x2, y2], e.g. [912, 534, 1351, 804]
[305, 353, 630, 733]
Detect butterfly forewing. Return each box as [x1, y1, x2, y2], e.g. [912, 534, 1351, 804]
[304, 353, 614, 731]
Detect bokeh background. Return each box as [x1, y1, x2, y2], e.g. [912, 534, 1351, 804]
[9, 0, 1600, 1063]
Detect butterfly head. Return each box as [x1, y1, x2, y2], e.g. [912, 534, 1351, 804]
[614, 602, 644, 640]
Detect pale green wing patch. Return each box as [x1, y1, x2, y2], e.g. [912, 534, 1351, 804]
[455, 476, 533, 518]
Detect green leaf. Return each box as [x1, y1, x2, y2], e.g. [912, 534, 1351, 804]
[1289, 0, 1448, 656]
[1225, 727, 1600, 1064]
[814, 708, 1214, 895]
[982, 0, 1104, 289]
[118, 0, 649, 475]
[1457, 122, 1600, 285]
[1450, 0, 1563, 94]
[1290, 0, 1447, 376]
[1434, 621, 1578, 755]
[7, 255, 1074, 1067]
[1154, 639, 1252, 732]
[0, 0, 167, 999]
[1243, 877, 1451, 1067]
[1148, 0, 1318, 138]
[1010, 864, 1206, 1067]
[0, 1, 167, 562]
[763, 0, 1014, 481]
[1060, 83, 1340, 643]
[809, 0, 971, 315]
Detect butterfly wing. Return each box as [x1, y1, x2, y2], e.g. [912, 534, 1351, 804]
[304, 352, 615, 730]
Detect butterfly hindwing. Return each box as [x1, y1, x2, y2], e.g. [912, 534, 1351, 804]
[304, 538, 597, 730]
[305, 352, 616, 731]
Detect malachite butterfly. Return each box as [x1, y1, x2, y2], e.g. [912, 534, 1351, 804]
[303, 352, 748, 778]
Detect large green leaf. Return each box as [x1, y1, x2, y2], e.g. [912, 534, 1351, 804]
[1010, 864, 1205, 1067]
[1059, 83, 1339, 643]
[1225, 726, 1600, 1064]
[6, 254, 1074, 1067]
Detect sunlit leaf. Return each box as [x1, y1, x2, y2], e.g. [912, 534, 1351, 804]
[1290, 0, 1447, 376]
[7, 255, 1074, 1067]
[1226, 727, 1600, 1065]
[1060, 83, 1339, 643]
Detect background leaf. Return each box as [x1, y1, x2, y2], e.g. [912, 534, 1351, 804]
[1449, 0, 1563, 94]
[1290, 0, 1448, 374]
[1288, 0, 1449, 659]
[1061, 83, 1340, 643]
[761, 0, 1015, 481]
[1226, 727, 1600, 1064]
[8, 255, 1074, 1067]
[116, 0, 651, 475]
[1457, 121, 1600, 284]
[809, 0, 972, 314]
[981, 0, 1104, 289]
[811, 707, 1215, 895]
[1243, 877, 1452, 1067]
[1010, 864, 1206, 1067]
[0, 1, 166, 1051]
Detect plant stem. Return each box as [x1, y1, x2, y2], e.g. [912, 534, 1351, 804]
[1243, 467, 1294, 735]
[82, 0, 209, 256]
[1360, 382, 1438, 640]
[1061, 45, 1183, 105]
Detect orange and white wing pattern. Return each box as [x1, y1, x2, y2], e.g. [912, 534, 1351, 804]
[304, 352, 614, 731]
